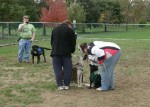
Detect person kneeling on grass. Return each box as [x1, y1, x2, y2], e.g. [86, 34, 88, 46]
[79, 41, 121, 91]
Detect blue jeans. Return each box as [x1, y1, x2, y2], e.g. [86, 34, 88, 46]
[18, 39, 31, 62]
[52, 56, 72, 87]
[99, 50, 121, 90]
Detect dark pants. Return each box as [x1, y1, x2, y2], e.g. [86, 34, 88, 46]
[52, 56, 72, 87]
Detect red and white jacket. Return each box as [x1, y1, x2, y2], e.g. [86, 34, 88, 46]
[87, 41, 120, 64]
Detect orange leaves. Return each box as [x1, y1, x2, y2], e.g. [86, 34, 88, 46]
[40, 0, 68, 22]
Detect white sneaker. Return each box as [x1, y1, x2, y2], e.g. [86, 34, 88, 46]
[96, 87, 103, 91]
[64, 86, 69, 90]
[58, 86, 64, 90]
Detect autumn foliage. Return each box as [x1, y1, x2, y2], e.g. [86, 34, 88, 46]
[40, 0, 68, 22]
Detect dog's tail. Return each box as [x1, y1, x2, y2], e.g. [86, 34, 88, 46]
[40, 47, 52, 50]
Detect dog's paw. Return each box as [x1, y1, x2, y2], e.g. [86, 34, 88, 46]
[84, 83, 90, 87]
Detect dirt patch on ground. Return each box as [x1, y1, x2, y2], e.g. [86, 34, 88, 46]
[0, 57, 7, 62]
[28, 70, 150, 107]
[1, 43, 150, 107]
[3, 67, 25, 70]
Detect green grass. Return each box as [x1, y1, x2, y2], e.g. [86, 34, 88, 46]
[1, 24, 150, 45]
[0, 44, 56, 106]
[0, 86, 43, 105]
[0, 30, 150, 106]
[79, 30, 150, 39]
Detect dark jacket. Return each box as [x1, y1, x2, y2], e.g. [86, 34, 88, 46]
[50, 24, 76, 57]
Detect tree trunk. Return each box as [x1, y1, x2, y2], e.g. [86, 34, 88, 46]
[104, 24, 107, 32]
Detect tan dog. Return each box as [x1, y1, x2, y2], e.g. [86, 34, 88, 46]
[62, 56, 84, 87]
[71, 62, 83, 87]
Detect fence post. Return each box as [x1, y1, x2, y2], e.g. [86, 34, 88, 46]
[42, 23, 46, 36]
[7, 23, 10, 44]
[2, 24, 4, 38]
[7, 23, 11, 35]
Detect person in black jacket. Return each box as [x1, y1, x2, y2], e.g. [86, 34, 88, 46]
[51, 20, 76, 90]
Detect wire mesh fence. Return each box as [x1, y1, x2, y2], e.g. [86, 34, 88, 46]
[0, 22, 150, 46]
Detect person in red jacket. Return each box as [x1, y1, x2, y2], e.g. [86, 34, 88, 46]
[79, 41, 121, 91]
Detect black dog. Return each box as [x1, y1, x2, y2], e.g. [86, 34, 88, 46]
[31, 45, 51, 64]
[89, 64, 101, 88]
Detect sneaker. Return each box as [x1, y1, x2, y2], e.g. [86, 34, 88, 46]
[58, 86, 64, 90]
[64, 86, 69, 90]
[96, 87, 103, 91]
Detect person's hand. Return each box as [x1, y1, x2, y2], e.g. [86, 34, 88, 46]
[21, 23, 26, 28]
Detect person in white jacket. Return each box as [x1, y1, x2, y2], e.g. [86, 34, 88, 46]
[79, 41, 121, 91]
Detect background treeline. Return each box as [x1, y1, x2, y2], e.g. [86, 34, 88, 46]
[0, 0, 150, 24]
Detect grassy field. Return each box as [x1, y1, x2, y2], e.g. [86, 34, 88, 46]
[0, 31, 150, 107]
[1, 24, 150, 45]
